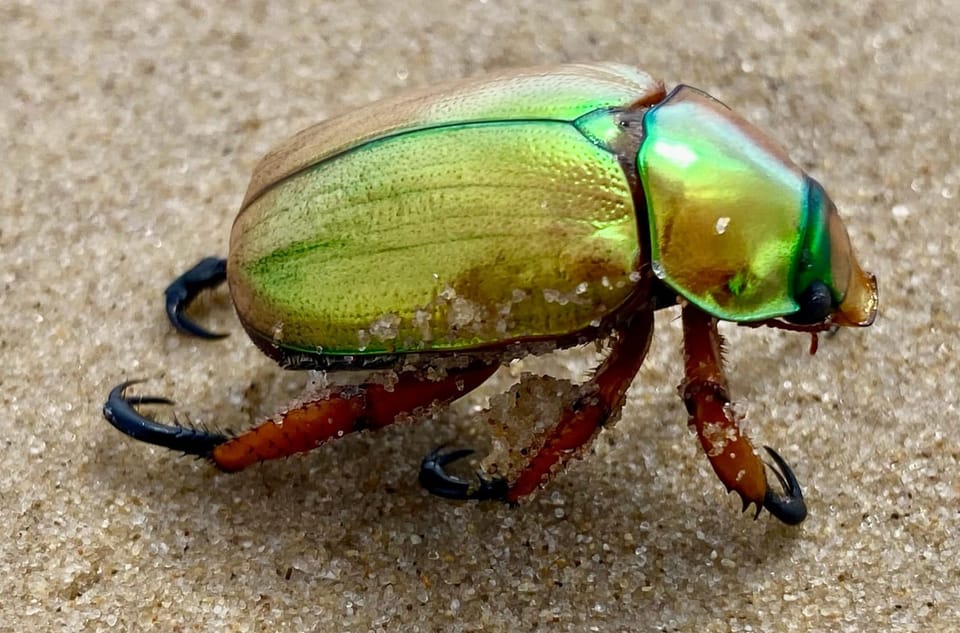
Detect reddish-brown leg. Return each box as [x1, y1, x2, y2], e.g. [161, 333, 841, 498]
[210, 364, 499, 471]
[421, 312, 655, 502]
[104, 365, 498, 471]
[506, 312, 655, 500]
[680, 303, 806, 524]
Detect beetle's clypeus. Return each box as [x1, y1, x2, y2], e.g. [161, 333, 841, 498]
[104, 63, 877, 525]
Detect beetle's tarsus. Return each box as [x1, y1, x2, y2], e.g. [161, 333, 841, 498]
[419, 447, 509, 502]
[760, 446, 807, 525]
[122, 394, 176, 406]
[165, 256, 229, 339]
[103, 380, 228, 457]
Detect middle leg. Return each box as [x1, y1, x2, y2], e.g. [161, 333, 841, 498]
[421, 310, 655, 502]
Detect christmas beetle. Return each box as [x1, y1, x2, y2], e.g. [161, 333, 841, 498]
[104, 63, 877, 524]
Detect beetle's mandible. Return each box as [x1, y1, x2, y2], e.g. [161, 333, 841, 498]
[104, 63, 878, 525]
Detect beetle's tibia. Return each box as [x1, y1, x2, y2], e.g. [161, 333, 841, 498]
[206, 363, 501, 471]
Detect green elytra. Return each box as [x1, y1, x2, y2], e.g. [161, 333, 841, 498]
[227, 63, 838, 358]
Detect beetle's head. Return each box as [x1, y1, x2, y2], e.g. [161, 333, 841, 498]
[637, 85, 877, 330]
[783, 177, 877, 328]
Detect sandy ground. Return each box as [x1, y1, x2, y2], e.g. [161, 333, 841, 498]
[2, 2, 958, 631]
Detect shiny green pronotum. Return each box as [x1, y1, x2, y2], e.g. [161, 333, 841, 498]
[104, 63, 877, 526]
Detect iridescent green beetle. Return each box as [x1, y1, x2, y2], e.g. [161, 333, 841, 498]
[105, 63, 877, 524]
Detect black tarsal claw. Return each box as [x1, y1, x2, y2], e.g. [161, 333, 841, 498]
[103, 380, 228, 457]
[165, 257, 229, 339]
[761, 446, 807, 525]
[419, 446, 509, 502]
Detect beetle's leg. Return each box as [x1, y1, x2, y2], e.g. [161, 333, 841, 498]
[104, 365, 498, 470]
[506, 311, 655, 501]
[208, 363, 499, 471]
[419, 447, 510, 501]
[165, 257, 228, 339]
[680, 303, 807, 525]
[104, 380, 228, 455]
[421, 311, 656, 503]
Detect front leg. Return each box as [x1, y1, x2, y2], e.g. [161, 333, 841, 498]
[680, 303, 806, 524]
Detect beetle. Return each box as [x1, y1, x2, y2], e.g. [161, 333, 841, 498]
[104, 63, 877, 524]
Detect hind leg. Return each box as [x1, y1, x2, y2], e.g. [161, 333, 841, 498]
[104, 363, 498, 471]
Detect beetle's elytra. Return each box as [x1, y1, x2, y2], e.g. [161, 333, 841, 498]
[105, 63, 877, 525]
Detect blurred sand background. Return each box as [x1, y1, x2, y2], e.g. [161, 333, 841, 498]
[2, 1, 958, 631]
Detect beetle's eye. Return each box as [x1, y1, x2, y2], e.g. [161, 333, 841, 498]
[785, 281, 833, 324]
